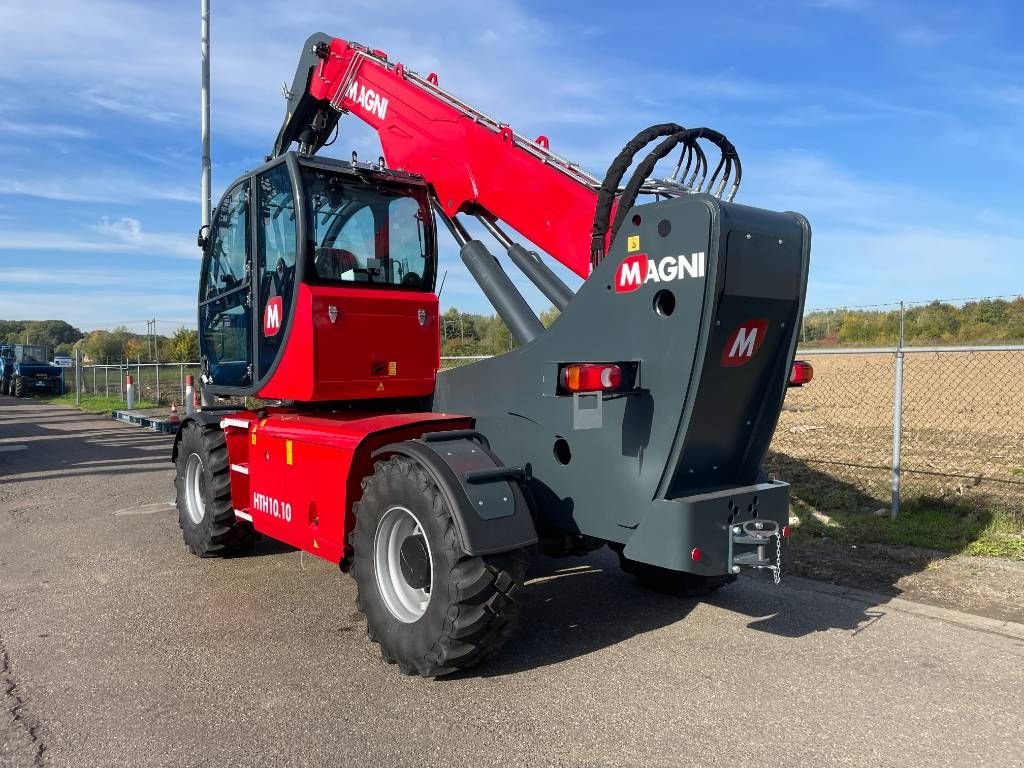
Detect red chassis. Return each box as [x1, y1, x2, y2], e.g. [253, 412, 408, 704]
[218, 410, 471, 565]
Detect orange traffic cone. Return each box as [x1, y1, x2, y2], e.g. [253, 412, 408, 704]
[169, 401, 180, 421]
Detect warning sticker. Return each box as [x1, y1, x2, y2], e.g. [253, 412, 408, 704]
[627, 235, 640, 253]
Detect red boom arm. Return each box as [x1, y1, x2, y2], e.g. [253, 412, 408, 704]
[282, 37, 603, 278]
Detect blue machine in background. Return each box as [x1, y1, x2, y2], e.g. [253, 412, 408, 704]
[1, 344, 64, 397]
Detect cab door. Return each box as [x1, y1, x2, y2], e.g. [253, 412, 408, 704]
[255, 162, 299, 381]
[199, 179, 254, 390]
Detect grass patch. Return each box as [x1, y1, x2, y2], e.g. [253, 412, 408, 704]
[792, 495, 1024, 560]
[33, 392, 158, 415]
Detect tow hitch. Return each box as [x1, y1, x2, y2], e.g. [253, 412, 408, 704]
[728, 519, 784, 584]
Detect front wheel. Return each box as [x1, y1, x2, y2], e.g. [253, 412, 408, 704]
[12, 377, 24, 398]
[351, 455, 529, 677]
[174, 421, 255, 557]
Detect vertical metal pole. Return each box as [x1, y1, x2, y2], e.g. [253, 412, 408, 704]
[890, 302, 905, 519]
[199, 0, 213, 408]
[105, 366, 109, 397]
[200, 0, 212, 231]
[75, 349, 81, 406]
[92, 365, 96, 395]
[156, 364, 161, 404]
[180, 364, 185, 404]
[120, 360, 124, 401]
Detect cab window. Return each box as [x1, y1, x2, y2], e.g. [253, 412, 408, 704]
[302, 166, 432, 290]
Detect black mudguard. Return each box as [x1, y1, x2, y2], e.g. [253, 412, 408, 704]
[373, 435, 538, 556]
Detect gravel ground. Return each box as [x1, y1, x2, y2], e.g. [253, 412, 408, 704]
[2, 397, 1023, 768]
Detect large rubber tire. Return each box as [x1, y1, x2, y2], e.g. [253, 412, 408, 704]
[614, 546, 735, 596]
[12, 377, 24, 398]
[351, 455, 529, 677]
[0, 377, 8, 396]
[174, 421, 255, 557]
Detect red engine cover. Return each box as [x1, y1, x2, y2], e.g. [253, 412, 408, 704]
[258, 283, 440, 402]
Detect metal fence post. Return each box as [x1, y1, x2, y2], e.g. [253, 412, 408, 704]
[890, 302, 905, 519]
[75, 349, 81, 406]
[179, 364, 185, 404]
[156, 364, 161, 404]
[105, 366, 109, 397]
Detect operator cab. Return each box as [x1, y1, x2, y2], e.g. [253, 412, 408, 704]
[197, 152, 439, 403]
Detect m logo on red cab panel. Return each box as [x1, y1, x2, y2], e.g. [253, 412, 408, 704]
[722, 319, 767, 366]
[263, 296, 283, 337]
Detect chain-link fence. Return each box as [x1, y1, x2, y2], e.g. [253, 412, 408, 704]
[63, 362, 202, 406]
[770, 345, 1024, 519]
[59, 349, 1022, 518]
[439, 356, 492, 371]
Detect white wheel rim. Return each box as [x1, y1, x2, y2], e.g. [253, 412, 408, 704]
[374, 505, 433, 623]
[184, 453, 206, 525]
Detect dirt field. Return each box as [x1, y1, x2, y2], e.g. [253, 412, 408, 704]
[769, 349, 1024, 515]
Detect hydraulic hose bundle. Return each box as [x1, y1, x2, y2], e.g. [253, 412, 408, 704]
[590, 124, 742, 267]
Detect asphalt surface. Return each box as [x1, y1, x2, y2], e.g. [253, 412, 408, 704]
[1, 396, 1022, 768]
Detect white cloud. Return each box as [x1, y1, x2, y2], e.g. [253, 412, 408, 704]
[0, 218, 195, 260]
[0, 267, 194, 289]
[0, 119, 90, 139]
[0, 175, 196, 204]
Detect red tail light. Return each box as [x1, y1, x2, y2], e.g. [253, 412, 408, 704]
[560, 363, 622, 393]
[789, 360, 813, 387]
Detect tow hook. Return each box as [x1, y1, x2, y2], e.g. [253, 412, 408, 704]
[728, 519, 783, 584]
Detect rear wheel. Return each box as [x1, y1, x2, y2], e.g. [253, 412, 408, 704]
[351, 455, 529, 677]
[613, 545, 734, 596]
[174, 421, 255, 557]
[12, 377, 24, 398]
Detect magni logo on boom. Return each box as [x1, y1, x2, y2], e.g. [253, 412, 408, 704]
[346, 81, 389, 120]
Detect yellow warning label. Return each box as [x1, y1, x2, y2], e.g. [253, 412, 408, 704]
[313, 538, 320, 549]
[627, 234, 640, 253]
[388, 361, 397, 376]
[250, 432, 257, 446]
[376, 382, 385, 392]
[286, 440, 293, 466]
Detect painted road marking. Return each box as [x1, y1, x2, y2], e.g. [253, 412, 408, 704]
[112, 501, 175, 517]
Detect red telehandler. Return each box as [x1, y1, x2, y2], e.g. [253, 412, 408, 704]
[172, 33, 812, 676]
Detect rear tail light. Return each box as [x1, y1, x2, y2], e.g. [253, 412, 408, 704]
[789, 360, 813, 387]
[560, 363, 622, 393]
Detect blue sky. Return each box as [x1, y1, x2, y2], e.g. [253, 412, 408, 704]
[1, 0, 1022, 333]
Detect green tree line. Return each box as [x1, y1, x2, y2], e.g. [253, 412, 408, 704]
[801, 298, 1024, 347]
[12, 297, 1015, 365]
[439, 307, 558, 356]
[0, 320, 199, 363]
